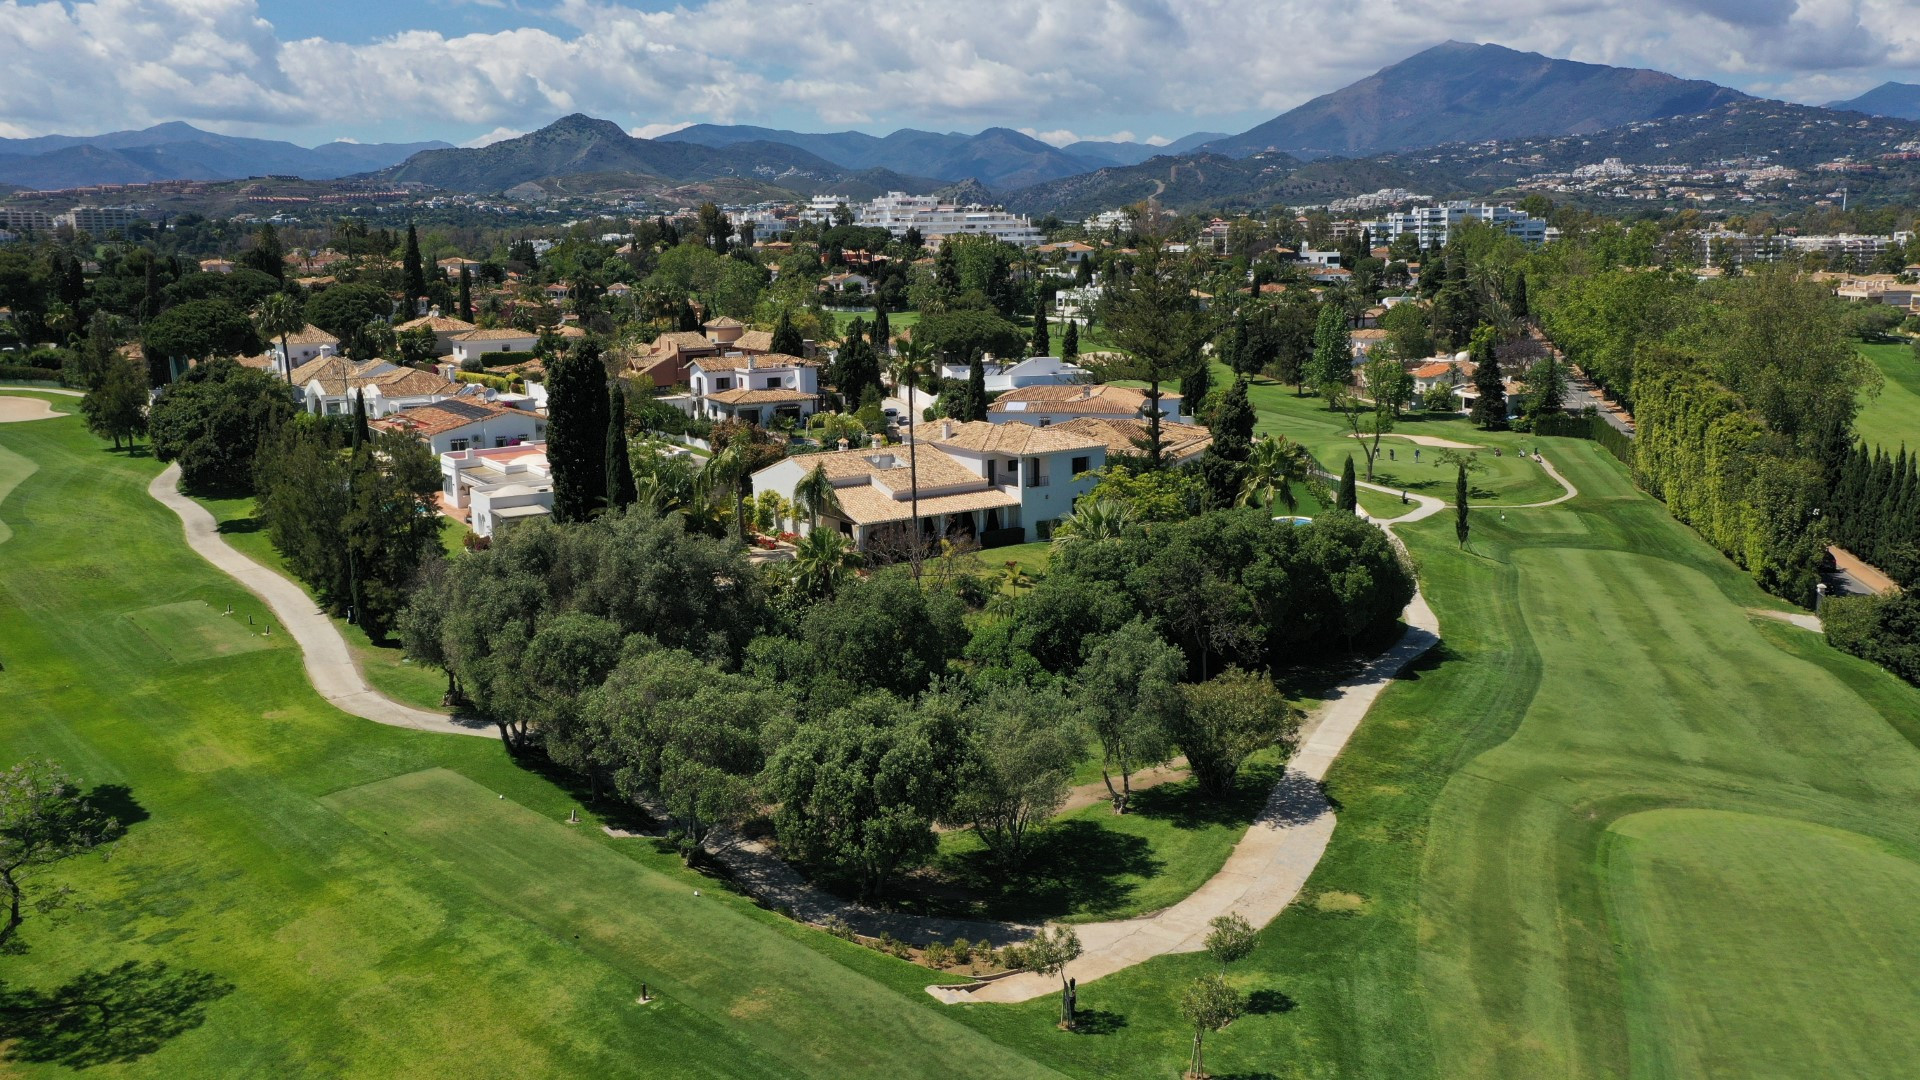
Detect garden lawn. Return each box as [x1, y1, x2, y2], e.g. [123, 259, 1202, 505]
[192, 493, 466, 713]
[0, 411, 1064, 1080]
[831, 309, 919, 335]
[1855, 343, 1920, 452]
[927, 761, 1281, 924]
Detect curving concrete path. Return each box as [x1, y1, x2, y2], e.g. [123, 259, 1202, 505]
[930, 486, 1454, 1004]
[148, 464, 496, 739]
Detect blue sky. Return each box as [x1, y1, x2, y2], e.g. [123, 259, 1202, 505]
[3, 0, 1918, 148]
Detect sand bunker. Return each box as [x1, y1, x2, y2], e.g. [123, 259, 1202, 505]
[0, 395, 59, 423]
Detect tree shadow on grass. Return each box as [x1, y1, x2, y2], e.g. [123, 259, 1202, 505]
[1070, 1008, 1127, 1035]
[86, 784, 149, 831]
[933, 821, 1160, 921]
[1245, 988, 1296, 1016]
[0, 961, 233, 1070]
[213, 516, 262, 535]
[1128, 763, 1282, 831]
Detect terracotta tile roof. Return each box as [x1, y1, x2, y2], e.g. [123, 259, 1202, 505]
[372, 400, 521, 438]
[832, 484, 1020, 526]
[234, 352, 275, 370]
[989, 383, 1180, 417]
[1054, 417, 1212, 462]
[454, 327, 539, 343]
[648, 331, 714, 355]
[703, 316, 745, 329]
[734, 329, 774, 352]
[374, 369, 462, 397]
[1351, 329, 1390, 341]
[707, 388, 818, 405]
[1411, 361, 1473, 379]
[396, 315, 476, 334]
[925, 419, 1105, 456]
[285, 324, 340, 346]
[780, 445, 981, 490]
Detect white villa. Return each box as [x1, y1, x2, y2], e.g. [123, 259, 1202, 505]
[288, 356, 472, 417]
[395, 311, 479, 357]
[987, 383, 1188, 428]
[437, 443, 554, 538]
[450, 327, 540, 367]
[687, 352, 821, 426]
[753, 419, 1105, 549]
[934, 355, 1091, 395]
[373, 399, 546, 456]
[269, 324, 341, 375]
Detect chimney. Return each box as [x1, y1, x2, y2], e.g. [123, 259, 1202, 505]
[837, 437, 850, 451]
[941, 420, 953, 439]
[870, 432, 885, 449]
[429, 305, 441, 318]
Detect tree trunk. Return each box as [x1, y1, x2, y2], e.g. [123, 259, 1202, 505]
[1, 869, 22, 950]
[1145, 378, 1164, 469]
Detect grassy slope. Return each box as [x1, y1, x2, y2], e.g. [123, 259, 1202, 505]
[191, 494, 466, 713]
[1855, 343, 1920, 452]
[0, 412, 1062, 1080]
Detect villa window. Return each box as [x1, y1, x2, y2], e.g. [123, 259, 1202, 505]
[1071, 456, 1090, 475]
[449, 438, 469, 452]
[716, 377, 733, 391]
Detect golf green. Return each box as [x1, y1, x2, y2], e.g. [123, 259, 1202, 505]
[1855, 343, 1920, 452]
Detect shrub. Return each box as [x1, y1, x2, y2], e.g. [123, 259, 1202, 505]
[0, 364, 65, 385]
[996, 944, 1028, 971]
[483, 349, 537, 367]
[821, 916, 856, 941]
[922, 941, 951, 969]
[1825, 593, 1920, 685]
[949, 938, 974, 966]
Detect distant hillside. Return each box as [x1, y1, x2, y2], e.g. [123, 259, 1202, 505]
[1827, 83, 1920, 121]
[373, 115, 944, 198]
[660, 123, 1102, 189]
[1061, 132, 1228, 168]
[1204, 41, 1749, 159]
[1000, 151, 1434, 218]
[0, 122, 447, 189]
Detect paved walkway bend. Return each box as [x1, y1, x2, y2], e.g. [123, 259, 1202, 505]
[149, 464, 495, 739]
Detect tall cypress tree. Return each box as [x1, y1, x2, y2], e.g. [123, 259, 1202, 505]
[1031, 309, 1050, 357]
[1181, 356, 1211, 416]
[547, 338, 611, 523]
[605, 385, 636, 512]
[141, 255, 161, 321]
[1213, 375, 1254, 461]
[1062, 320, 1079, 360]
[966, 352, 988, 421]
[872, 306, 890, 353]
[1511, 272, 1530, 319]
[1455, 464, 1470, 548]
[402, 224, 427, 311]
[351, 389, 369, 449]
[457, 267, 474, 322]
[771, 309, 804, 356]
[1338, 456, 1358, 513]
[1468, 330, 1506, 429]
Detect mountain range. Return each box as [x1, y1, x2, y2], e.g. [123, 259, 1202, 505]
[660, 124, 1222, 187]
[370, 114, 944, 201]
[1200, 42, 1750, 158]
[0, 122, 449, 189]
[1827, 82, 1920, 121]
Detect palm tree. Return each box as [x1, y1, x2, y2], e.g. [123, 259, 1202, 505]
[790, 528, 860, 599]
[1053, 498, 1136, 545]
[1238, 435, 1315, 516]
[793, 463, 843, 531]
[890, 335, 938, 574]
[255, 292, 305, 380]
[703, 441, 753, 545]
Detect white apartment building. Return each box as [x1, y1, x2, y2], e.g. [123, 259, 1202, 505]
[1361, 201, 1550, 248]
[0, 209, 55, 231]
[852, 192, 1042, 247]
[934, 355, 1091, 395]
[59, 205, 149, 233]
[1697, 230, 1896, 268]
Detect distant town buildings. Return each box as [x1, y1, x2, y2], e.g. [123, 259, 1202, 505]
[803, 191, 1042, 246]
[1361, 201, 1552, 247]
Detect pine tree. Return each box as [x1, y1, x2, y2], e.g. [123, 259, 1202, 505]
[1338, 456, 1358, 513]
[605, 385, 636, 512]
[1031, 309, 1050, 357]
[1212, 375, 1254, 462]
[458, 267, 474, 322]
[402, 224, 427, 310]
[1062, 320, 1079, 360]
[966, 352, 988, 422]
[547, 338, 611, 523]
[771, 309, 804, 356]
[1455, 463, 1470, 548]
